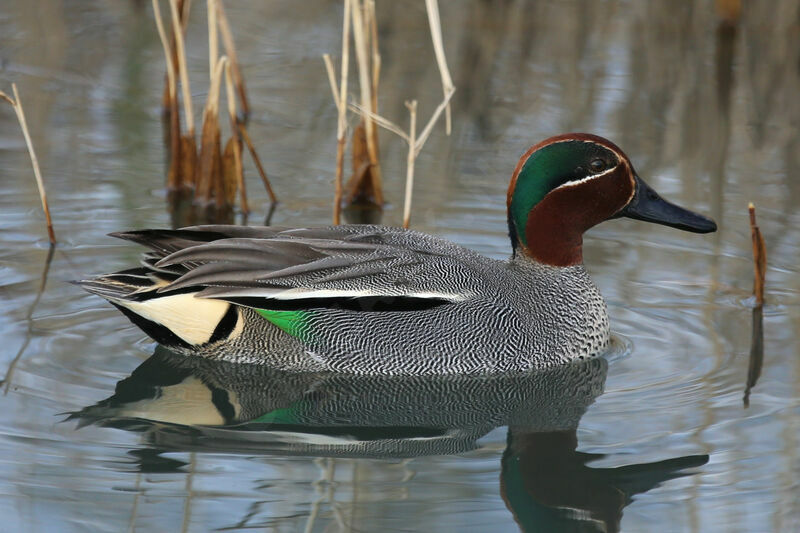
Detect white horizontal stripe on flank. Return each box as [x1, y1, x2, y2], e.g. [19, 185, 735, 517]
[208, 287, 468, 302]
[272, 288, 468, 302]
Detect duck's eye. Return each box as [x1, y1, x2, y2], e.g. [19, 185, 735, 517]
[589, 159, 607, 173]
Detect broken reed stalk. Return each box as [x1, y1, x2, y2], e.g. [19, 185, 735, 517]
[160, 0, 187, 116]
[744, 202, 766, 407]
[715, 0, 742, 25]
[0, 85, 56, 244]
[323, 55, 344, 224]
[424, 0, 453, 135]
[196, 56, 226, 205]
[170, 0, 197, 190]
[150, 0, 269, 220]
[223, 61, 248, 213]
[413, 86, 454, 157]
[215, 0, 250, 121]
[748, 202, 766, 306]
[351, 0, 383, 205]
[403, 101, 417, 229]
[348, 84, 454, 228]
[207, 0, 218, 80]
[180, 0, 192, 28]
[367, 0, 381, 169]
[322, 0, 456, 228]
[239, 125, 278, 203]
[345, 122, 374, 205]
[323, 55, 341, 120]
[170, 0, 194, 136]
[347, 102, 407, 139]
[323, 0, 351, 225]
[153, 0, 184, 190]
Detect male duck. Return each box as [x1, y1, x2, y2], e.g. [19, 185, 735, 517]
[80, 133, 716, 375]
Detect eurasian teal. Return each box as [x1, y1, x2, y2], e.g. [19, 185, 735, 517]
[79, 133, 716, 374]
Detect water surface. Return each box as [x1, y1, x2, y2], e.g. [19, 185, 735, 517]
[1, 1, 799, 531]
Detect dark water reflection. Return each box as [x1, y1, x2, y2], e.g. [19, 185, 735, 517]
[74, 346, 706, 533]
[2, 0, 800, 531]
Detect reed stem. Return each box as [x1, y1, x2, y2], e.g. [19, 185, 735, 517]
[215, 0, 249, 120]
[351, 0, 383, 205]
[207, 0, 217, 80]
[748, 202, 766, 306]
[239, 125, 278, 203]
[424, 0, 453, 135]
[331, 0, 352, 224]
[153, 0, 184, 190]
[1, 85, 56, 244]
[223, 61, 248, 213]
[170, 0, 194, 134]
[414, 86, 455, 157]
[196, 56, 226, 204]
[402, 100, 417, 229]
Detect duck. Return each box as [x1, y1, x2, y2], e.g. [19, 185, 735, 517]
[78, 133, 716, 375]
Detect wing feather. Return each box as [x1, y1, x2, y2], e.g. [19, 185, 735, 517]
[107, 225, 489, 310]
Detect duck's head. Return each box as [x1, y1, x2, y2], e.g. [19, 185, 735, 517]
[507, 133, 717, 266]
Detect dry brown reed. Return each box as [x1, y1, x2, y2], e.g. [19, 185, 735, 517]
[151, 0, 276, 220]
[0, 84, 56, 244]
[424, 0, 453, 134]
[153, 0, 184, 190]
[744, 202, 767, 407]
[403, 101, 418, 228]
[748, 202, 766, 306]
[207, 0, 218, 79]
[215, 0, 249, 121]
[171, 0, 197, 191]
[159, 0, 189, 117]
[196, 56, 225, 206]
[171, 0, 194, 136]
[347, 80, 454, 229]
[194, 56, 255, 214]
[223, 61, 247, 212]
[348, 0, 384, 207]
[715, 0, 742, 25]
[322, 0, 351, 224]
[240, 125, 277, 203]
[345, 123, 374, 204]
[324, 0, 455, 228]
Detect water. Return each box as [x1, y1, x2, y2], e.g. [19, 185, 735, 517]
[1, 0, 799, 531]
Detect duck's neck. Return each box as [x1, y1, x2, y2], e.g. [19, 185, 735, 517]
[509, 203, 584, 267]
[520, 206, 584, 267]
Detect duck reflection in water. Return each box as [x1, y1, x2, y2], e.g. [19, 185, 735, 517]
[74, 345, 707, 532]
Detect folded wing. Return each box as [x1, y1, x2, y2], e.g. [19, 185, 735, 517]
[109, 225, 486, 312]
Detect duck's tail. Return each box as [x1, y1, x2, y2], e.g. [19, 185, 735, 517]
[76, 267, 239, 350]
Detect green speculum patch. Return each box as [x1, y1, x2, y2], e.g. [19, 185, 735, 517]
[510, 141, 615, 246]
[256, 308, 313, 341]
[251, 405, 303, 424]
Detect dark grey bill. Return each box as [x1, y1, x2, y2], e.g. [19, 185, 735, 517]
[617, 175, 717, 233]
